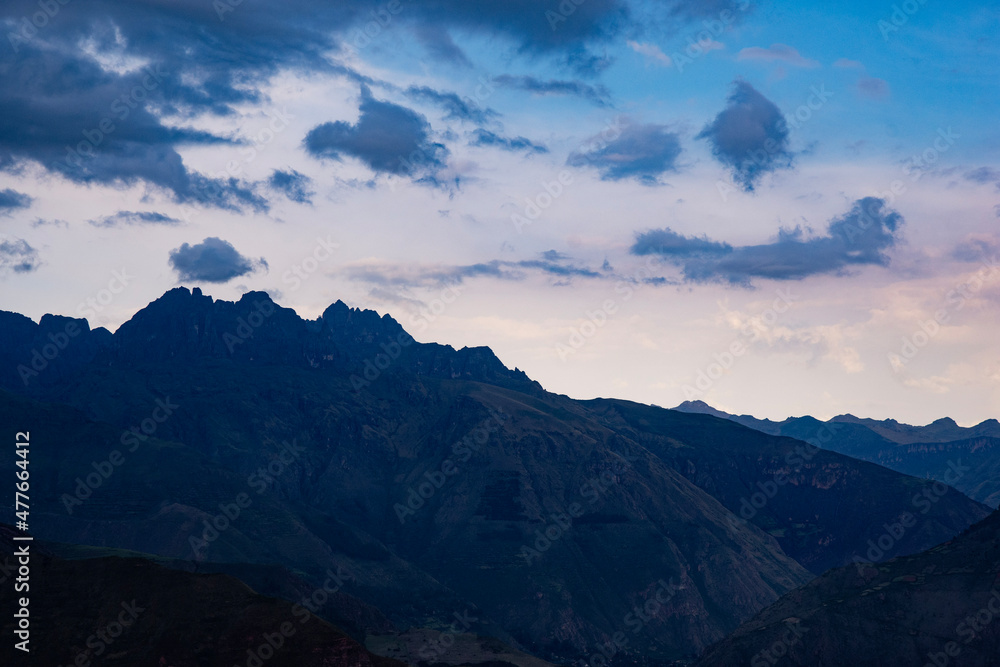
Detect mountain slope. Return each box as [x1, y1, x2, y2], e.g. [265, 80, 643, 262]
[586, 399, 990, 575]
[695, 509, 1000, 666]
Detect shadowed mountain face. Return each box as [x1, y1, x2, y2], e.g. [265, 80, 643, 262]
[675, 400, 1000, 508]
[695, 509, 1000, 667]
[0, 289, 991, 664]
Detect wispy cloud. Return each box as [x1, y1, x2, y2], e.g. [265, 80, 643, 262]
[737, 44, 820, 68]
[493, 75, 612, 107]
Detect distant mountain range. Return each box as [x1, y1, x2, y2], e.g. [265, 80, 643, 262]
[0, 288, 995, 666]
[675, 400, 1000, 508]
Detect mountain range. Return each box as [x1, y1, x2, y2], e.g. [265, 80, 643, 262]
[0, 288, 996, 666]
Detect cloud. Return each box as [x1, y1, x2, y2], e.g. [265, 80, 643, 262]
[469, 129, 548, 154]
[696, 80, 793, 191]
[630, 228, 732, 257]
[345, 252, 602, 288]
[630, 197, 904, 285]
[493, 75, 612, 107]
[857, 76, 890, 100]
[412, 24, 472, 67]
[404, 86, 499, 125]
[89, 210, 181, 227]
[0, 238, 39, 274]
[833, 58, 865, 69]
[168, 237, 268, 284]
[0, 37, 268, 211]
[568, 121, 682, 184]
[304, 86, 447, 178]
[664, 0, 750, 21]
[736, 44, 820, 68]
[268, 169, 315, 204]
[627, 41, 672, 66]
[0, 189, 32, 214]
[952, 235, 1000, 263]
[964, 166, 1000, 186]
[0, 0, 635, 207]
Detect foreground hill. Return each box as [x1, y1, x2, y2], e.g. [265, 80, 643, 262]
[0, 525, 406, 667]
[695, 509, 1000, 666]
[0, 288, 990, 663]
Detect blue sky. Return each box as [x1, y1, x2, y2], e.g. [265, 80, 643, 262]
[1, 0, 998, 423]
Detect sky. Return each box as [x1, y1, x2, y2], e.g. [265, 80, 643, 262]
[1, 0, 998, 425]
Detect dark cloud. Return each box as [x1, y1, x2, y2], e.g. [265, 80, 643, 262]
[469, 129, 547, 154]
[493, 75, 612, 107]
[404, 86, 499, 125]
[0, 0, 630, 206]
[168, 237, 267, 284]
[268, 169, 315, 204]
[568, 121, 681, 184]
[630, 197, 903, 285]
[305, 86, 447, 178]
[631, 228, 732, 257]
[696, 80, 793, 191]
[89, 210, 181, 227]
[0, 189, 32, 214]
[0, 238, 39, 274]
[0, 42, 265, 211]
